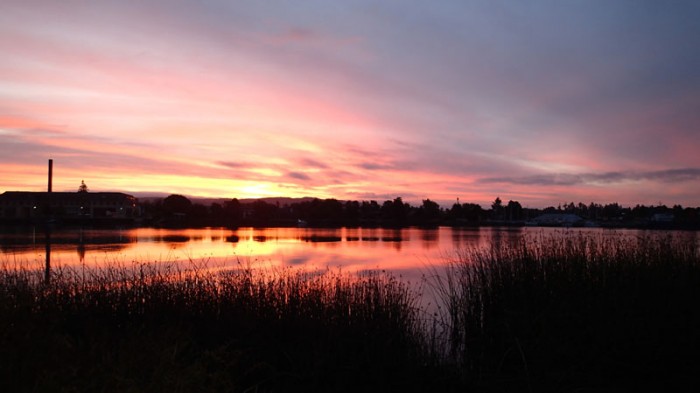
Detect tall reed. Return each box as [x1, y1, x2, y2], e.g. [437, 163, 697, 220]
[5, 231, 698, 391]
[436, 231, 700, 391]
[0, 260, 445, 392]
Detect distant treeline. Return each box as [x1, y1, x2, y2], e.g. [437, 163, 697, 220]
[142, 195, 700, 229]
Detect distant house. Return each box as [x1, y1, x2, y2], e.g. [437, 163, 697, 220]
[529, 213, 584, 227]
[651, 213, 674, 223]
[0, 191, 139, 220]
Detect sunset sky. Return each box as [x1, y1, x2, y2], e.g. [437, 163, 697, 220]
[1, 0, 699, 208]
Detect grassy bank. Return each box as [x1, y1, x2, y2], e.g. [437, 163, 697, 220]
[0, 262, 448, 392]
[436, 231, 700, 392]
[3, 232, 700, 392]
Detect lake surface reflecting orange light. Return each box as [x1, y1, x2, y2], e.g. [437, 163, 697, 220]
[5, 226, 692, 273]
[1, 227, 480, 270]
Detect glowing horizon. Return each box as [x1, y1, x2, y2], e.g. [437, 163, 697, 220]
[2, 1, 700, 208]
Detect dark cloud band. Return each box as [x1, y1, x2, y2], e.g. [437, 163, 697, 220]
[479, 168, 700, 186]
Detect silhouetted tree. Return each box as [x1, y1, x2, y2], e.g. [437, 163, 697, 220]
[382, 197, 409, 223]
[463, 203, 485, 222]
[588, 202, 601, 220]
[162, 194, 192, 216]
[577, 202, 588, 217]
[505, 200, 523, 221]
[344, 200, 360, 222]
[210, 203, 224, 223]
[449, 202, 463, 220]
[564, 202, 576, 213]
[631, 204, 651, 220]
[543, 206, 557, 214]
[491, 197, 504, 220]
[602, 203, 623, 220]
[418, 199, 441, 223]
[78, 180, 88, 193]
[250, 200, 278, 223]
[190, 204, 208, 223]
[223, 199, 243, 224]
[316, 199, 344, 221]
[360, 201, 381, 221]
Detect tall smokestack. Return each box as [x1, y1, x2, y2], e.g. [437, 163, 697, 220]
[48, 159, 53, 193]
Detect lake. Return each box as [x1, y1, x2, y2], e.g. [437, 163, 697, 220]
[2, 225, 698, 314]
[3, 226, 697, 277]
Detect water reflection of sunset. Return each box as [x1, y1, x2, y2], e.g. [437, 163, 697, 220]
[1, 227, 482, 274]
[7, 227, 692, 279]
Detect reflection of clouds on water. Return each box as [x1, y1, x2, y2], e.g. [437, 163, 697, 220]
[4, 227, 698, 281]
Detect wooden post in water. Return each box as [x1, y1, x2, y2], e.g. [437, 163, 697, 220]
[45, 159, 53, 284]
[44, 227, 51, 285]
[48, 159, 53, 193]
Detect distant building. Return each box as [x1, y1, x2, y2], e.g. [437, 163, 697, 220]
[529, 213, 584, 227]
[0, 191, 139, 220]
[651, 213, 674, 223]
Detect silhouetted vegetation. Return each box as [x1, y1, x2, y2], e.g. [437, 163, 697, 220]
[2, 233, 700, 391]
[3, 188, 699, 228]
[435, 232, 700, 391]
[0, 263, 446, 392]
[139, 194, 700, 229]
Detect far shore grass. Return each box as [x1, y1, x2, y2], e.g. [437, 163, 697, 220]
[2, 231, 700, 392]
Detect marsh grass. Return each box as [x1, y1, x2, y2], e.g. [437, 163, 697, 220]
[0, 260, 446, 392]
[4, 231, 700, 392]
[436, 231, 700, 391]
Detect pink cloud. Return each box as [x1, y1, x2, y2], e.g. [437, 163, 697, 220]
[2, 1, 700, 207]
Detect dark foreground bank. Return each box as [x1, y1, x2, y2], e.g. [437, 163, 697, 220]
[2, 232, 700, 392]
[0, 264, 450, 392]
[437, 231, 700, 392]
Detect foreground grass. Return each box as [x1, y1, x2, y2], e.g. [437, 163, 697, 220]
[436, 231, 700, 392]
[3, 231, 700, 392]
[0, 262, 449, 392]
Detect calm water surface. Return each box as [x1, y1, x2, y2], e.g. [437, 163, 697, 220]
[3, 226, 696, 277]
[3, 226, 698, 312]
[2, 227, 495, 276]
